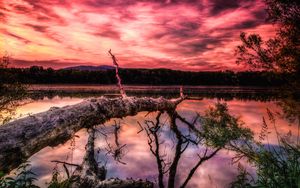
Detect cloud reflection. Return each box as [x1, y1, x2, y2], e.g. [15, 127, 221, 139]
[10, 97, 296, 187]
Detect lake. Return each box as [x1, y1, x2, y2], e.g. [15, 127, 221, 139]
[7, 85, 299, 188]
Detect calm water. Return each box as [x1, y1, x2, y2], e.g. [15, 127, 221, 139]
[7, 86, 299, 188]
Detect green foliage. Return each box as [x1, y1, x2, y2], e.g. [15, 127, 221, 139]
[0, 164, 77, 188]
[0, 172, 5, 179]
[230, 163, 254, 188]
[0, 163, 39, 188]
[232, 139, 300, 188]
[47, 169, 74, 188]
[231, 111, 300, 188]
[0, 163, 77, 188]
[200, 102, 253, 148]
[254, 140, 300, 187]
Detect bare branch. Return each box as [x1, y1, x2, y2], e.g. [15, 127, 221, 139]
[50, 160, 81, 168]
[145, 112, 165, 188]
[137, 121, 144, 134]
[180, 147, 221, 188]
[167, 110, 185, 188]
[108, 49, 126, 98]
[174, 111, 203, 138]
[104, 121, 127, 165]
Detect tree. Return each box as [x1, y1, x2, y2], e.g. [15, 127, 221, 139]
[234, 1, 300, 187]
[0, 53, 26, 124]
[236, 0, 300, 74]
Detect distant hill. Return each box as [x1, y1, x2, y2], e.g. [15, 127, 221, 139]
[63, 65, 115, 71]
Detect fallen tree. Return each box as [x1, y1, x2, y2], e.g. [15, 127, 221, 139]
[0, 50, 253, 188]
[0, 96, 184, 173]
[0, 50, 184, 187]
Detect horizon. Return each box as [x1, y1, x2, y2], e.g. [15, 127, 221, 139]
[1, 0, 276, 71]
[6, 64, 269, 72]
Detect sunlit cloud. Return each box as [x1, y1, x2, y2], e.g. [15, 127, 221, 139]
[0, 0, 276, 71]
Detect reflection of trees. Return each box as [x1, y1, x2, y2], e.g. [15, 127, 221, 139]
[103, 120, 127, 165]
[144, 112, 166, 188]
[142, 103, 252, 188]
[39, 102, 252, 188]
[25, 89, 285, 103]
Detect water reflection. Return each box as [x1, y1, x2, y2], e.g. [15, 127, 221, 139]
[15, 96, 83, 119]
[28, 84, 283, 102]
[10, 96, 298, 187]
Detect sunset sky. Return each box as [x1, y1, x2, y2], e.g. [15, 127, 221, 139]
[0, 0, 276, 71]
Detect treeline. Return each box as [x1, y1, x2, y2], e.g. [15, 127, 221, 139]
[0, 66, 293, 86]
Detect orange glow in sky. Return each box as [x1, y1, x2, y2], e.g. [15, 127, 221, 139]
[0, 0, 276, 71]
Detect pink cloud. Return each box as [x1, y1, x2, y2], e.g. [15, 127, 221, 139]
[0, 0, 276, 71]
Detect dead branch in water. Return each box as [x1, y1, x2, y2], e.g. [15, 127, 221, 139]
[144, 112, 167, 188]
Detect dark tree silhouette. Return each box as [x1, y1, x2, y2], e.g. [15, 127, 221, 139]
[233, 1, 300, 187]
[236, 0, 300, 74]
[0, 53, 26, 124]
[0, 66, 292, 87]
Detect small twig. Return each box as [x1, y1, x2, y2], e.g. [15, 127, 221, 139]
[137, 121, 144, 134]
[175, 112, 203, 138]
[50, 160, 80, 167]
[63, 164, 70, 179]
[144, 111, 152, 117]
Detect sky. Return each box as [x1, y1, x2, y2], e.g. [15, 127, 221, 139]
[0, 0, 276, 71]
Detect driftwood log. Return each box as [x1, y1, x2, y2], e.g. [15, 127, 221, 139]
[0, 96, 183, 173]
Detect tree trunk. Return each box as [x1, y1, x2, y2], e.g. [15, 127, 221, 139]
[0, 96, 183, 173]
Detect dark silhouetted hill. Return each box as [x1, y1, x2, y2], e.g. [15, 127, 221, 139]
[63, 65, 114, 71]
